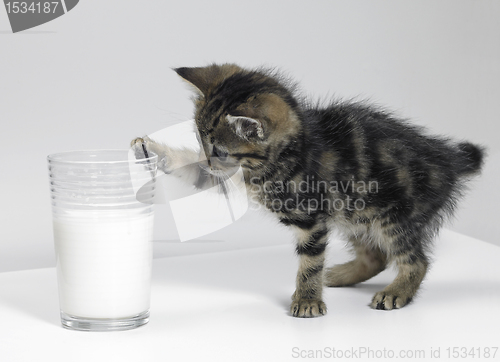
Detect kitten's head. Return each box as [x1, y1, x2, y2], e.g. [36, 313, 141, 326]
[174, 64, 302, 176]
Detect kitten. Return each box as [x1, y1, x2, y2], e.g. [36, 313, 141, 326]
[132, 64, 484, 317]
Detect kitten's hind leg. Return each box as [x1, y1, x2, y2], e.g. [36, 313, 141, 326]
[325, 238, 387, 287]
[370, 248, 428, 310]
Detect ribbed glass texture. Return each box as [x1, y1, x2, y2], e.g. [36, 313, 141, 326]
[47, 150, 157, 331]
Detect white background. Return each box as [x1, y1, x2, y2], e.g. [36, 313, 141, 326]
[1, 0, 499, 273]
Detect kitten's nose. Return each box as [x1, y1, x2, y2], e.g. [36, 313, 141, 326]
[211, 146, 228, 160]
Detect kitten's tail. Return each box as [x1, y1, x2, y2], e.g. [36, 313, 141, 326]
[455, 142, 486, 177]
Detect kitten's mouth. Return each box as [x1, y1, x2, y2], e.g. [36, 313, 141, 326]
[199, 160, 240, 178]
[199, 162, 228, 177]
[208, 169, 227, 177]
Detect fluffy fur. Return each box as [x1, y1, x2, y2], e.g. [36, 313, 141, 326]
[132, 63, 484, 317]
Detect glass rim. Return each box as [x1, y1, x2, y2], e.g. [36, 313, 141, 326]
[47, 149, 158, 165]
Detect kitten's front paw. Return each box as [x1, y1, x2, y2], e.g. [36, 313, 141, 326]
[370, 290, 412, 310]
[290, 299, 327, 318]
[130, 136, 150, 160]
[131, 136, 172, 174]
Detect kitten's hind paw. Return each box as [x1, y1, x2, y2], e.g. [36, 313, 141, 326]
[370, 291, 412, 311]
[290, 299, 327, 318]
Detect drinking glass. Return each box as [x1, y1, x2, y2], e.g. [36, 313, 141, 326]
[47, 149, 157, 331]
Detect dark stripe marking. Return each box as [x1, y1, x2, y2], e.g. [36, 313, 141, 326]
[212, 116, 220, 128]
[279, 217, 316, 229]
[310, 228, 328, 242]
[301, 265, 324, 283]
[232, 152, 268, 161]
[296, 241, 327, 256]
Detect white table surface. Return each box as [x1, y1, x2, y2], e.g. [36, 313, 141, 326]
[1, 229, 499, 362]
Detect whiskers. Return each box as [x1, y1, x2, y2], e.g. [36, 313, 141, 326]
[198, 162, 246, 200]
[199, 164, 233, 194]
[213, 170, 231, 195]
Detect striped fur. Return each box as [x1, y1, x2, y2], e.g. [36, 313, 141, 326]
[133, 63, 485, 317]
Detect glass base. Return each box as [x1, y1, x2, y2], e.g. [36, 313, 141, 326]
[60, 310, 149, 331]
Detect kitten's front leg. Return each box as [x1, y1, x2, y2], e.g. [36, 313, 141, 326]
[289, 221, 328, 318]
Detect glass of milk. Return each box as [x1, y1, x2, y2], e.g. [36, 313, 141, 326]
[47, 149, 157, 331]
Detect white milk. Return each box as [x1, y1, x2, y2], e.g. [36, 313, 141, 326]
[53, 210, 154, 319]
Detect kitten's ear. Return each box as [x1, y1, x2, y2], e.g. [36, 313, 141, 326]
[226, 115, 265, 140]
[174, 67, 208, 97]
[174, 64, 241, 97]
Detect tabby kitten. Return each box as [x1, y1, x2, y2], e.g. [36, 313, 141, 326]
[132, 64, 484, 317]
